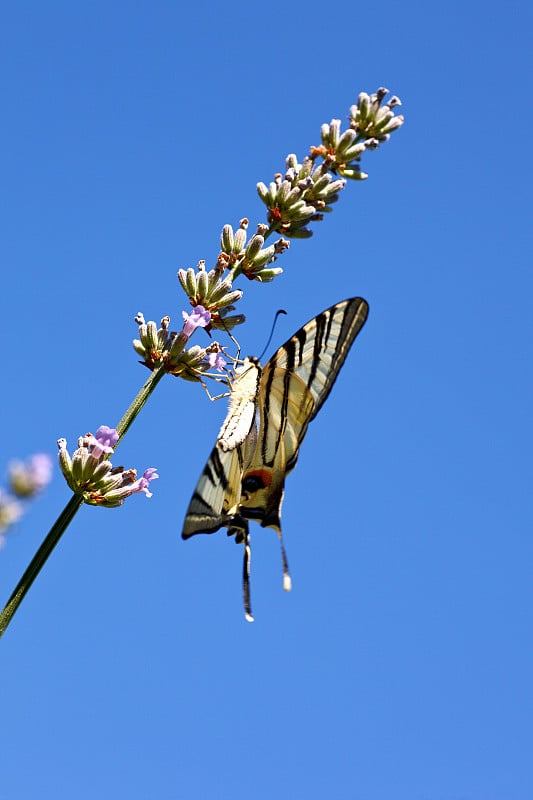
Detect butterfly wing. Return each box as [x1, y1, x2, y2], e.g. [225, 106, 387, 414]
[182, 442, 247, 538]
[264, 296, 369, 421]
[235, 367, 315, 532]
[235, 297, 369, 532]
[182, 360, 261, 539]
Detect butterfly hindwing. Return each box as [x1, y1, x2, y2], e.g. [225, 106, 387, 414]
[182, 443, 244, 537]
[235, 368, 316, 531]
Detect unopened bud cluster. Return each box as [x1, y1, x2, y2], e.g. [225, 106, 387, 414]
[257, 157, 346, 238]
[177, 260, 245, 324]
[57, 426, 158, 508]
[218, 219, 288, 282]
[349, 88, 403, 143]
[133, 313, 173, 370]
[133, 308, 229, 386]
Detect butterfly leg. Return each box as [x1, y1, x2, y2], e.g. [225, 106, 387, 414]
[197, 375, 230, 403]
[242, 528, 254, 623]
[278, 532, 292, 592]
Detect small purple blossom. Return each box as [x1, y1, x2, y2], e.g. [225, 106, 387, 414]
[94, 426, 119, 450]
[130, 468, 159, 498]
[97, 467, 159, 506]
[86, 426, 119, 459]
[205, 351, 227, 372]
[182, 305, 211, 338]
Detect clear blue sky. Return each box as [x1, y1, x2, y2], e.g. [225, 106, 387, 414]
[2, 1, 532, 798]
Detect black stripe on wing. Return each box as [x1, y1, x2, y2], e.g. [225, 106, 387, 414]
[203, 446, 232, 491]
[254, 298, 368, 471]
[182, 444, 245, 538]
[264, 297, 369, 419]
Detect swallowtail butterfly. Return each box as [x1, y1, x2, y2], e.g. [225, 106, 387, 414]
[183, 297, 369, 620]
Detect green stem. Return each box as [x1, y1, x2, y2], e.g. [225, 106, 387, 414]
[0, 493, 83, 637]
[115, 363, 166, 443]
[0, 363, 167, 638]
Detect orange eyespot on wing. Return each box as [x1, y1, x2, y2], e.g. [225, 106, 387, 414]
[242, 468, 273, 498]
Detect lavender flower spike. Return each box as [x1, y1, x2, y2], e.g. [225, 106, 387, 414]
[182, 305, 211, 338]
[57, 426, 159, 507]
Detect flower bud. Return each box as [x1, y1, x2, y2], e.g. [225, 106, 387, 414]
[233, 227, 247, 253]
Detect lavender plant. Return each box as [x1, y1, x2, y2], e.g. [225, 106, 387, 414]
[0, 88, 403, 637]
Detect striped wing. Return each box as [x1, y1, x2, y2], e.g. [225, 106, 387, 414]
[262, 296, 369, 422]
[181, 443, 247, 538]
[182, 361, 260, 538]
[235, 297, 369, 531]
[182, 297, 369, 540]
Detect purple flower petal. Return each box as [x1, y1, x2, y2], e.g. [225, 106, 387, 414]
[130, 467, 159, 498]
[86, 425, 118, 459]
[206, 351, 227, 372]
[95, 426, 119, 449]
[182, 306, 211, 338]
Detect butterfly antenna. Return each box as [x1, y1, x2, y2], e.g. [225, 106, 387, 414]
[257, 309, 287, 362]
[278, 533, 292, 592]
[242, 531, 254, 622]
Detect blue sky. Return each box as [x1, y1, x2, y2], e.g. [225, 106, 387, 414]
[1, 1, 532, 798]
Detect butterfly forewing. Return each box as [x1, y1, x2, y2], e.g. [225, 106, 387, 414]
[267, 297, 368, 419]
[257, 368, 315, 469]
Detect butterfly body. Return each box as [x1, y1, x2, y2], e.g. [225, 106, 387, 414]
[217, 358, 261, 452]
[182, 297, 369, 619]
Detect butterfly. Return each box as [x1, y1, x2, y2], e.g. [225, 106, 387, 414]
[182, 297, 369, 620]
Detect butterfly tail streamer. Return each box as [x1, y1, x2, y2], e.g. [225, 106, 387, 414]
[278, 533, 292, 592]
[242, 530, 254, 622]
